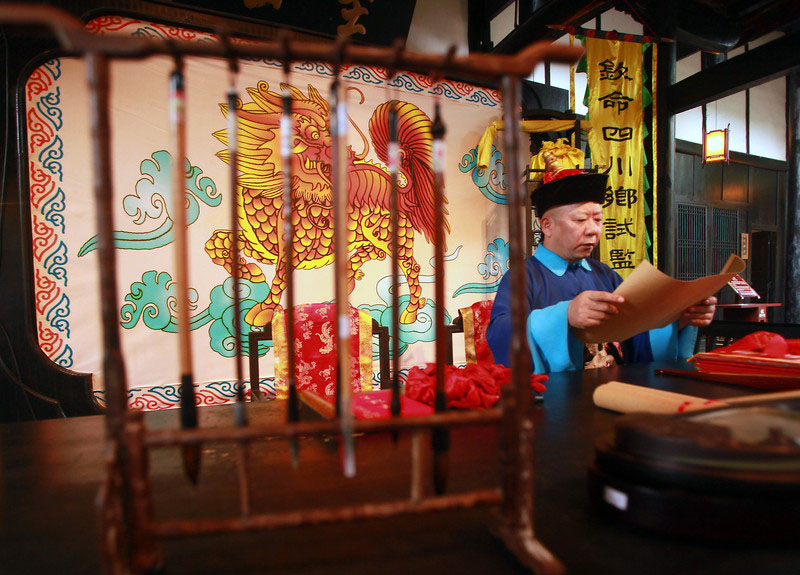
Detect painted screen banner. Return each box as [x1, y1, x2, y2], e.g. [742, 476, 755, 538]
[26, 16, 510, 409]
[585, 36, 647, 277]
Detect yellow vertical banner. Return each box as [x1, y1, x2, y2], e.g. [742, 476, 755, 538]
[585, 37, 645, 278]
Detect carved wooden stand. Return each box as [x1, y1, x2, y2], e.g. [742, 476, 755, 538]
[0, 5, 582, 573]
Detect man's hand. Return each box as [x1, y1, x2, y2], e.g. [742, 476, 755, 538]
[567, 291, 625, 330]
[678, 296, 717, 330]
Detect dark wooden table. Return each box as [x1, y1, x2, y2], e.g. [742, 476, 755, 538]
[3, 361, 799, 575]
[716, 302, 782, 322]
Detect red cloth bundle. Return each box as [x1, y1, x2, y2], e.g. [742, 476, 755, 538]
[692, 331, 800, 378]
[710, 331, 800, 358]
[405, 362, 547, 409]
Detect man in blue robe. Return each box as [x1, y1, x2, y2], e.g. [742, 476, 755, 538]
[486, 159, 716, 374]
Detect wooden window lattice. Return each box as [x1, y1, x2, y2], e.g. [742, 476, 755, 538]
[676, 203, 707, 281]
[711, 207, 739, 272]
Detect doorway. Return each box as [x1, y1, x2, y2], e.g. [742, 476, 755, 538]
[750, 230, 777, 302]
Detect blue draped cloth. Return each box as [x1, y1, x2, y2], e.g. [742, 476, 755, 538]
[486, 245, 696, 374]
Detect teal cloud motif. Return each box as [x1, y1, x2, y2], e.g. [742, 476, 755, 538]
[120, 271, 273, 360]
[360, 295, 449, 360]
[452, 238, 508, 297]
[120, 270, 193, 332]
[364, 249, 459, 359]
[78, 150, 221, 256]
[207, 277, 272, 358]
[459, 144, 508, 204]
[126, 150, 220, 225]
[478, 238, 509, 280]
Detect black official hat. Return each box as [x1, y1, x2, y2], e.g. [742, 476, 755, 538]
[531, 153, 607, 216]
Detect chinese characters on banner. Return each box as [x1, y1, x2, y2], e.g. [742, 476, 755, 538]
[586, 37, 646, 278]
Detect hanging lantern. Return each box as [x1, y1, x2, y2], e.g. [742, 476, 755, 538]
[703, 125, 730, 164]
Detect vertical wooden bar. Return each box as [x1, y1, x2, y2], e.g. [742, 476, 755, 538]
[86, 49, 134, 572]
[387, 102, 401, 418]
[226, 70, 248, 415]
[248, 331, 262, 398]
[96, 438, 126, 575]
[431, 101, 449, 495]
[236, 441, 252, 516]
[171, 59, 194, 413]
[498, 73, 564, 575]
[409, 430, 425, 503]
[497, 73, 520, 525]
[224, 59, 257, 402]
[126, 412, 163, 572]
[501, 73, 533, 533]
[281, 57, 300, 466]
[656, 40, 676, 277]
[225, 58, 253, 511]
[170, 56, 201, 484]
[331, 70, 356, 477]
[786, 67, 800, 323]
[87, 52, 126, 442]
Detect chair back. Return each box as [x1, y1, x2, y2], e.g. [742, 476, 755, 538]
[248, 303, 389, 398]
[447, 300, 495, 365]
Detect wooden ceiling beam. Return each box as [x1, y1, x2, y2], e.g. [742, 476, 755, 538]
[667, 30, 800, 115]
[738, 0, 800, 44]
[491, 0, 609, 54]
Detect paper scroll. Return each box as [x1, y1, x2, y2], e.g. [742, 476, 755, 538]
[575, 254, 746, 344]
[593, 380, 800, 414]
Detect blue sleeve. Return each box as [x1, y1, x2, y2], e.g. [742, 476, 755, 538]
[486, 273, 513, 367]
[648, 322, 698, 361]
[526, 301, 585, 373]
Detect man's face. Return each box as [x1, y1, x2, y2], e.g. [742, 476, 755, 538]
[540, 201, 603, 263]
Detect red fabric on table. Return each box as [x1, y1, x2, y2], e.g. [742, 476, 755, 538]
[350, 390, 434, 420]
[405, 362, 547, 410]
[693, 331, 800, 378]
[300, 389, 434, 420]
[710, 330, 800, 358]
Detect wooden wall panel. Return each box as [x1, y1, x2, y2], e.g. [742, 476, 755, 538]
[722, 163, 748, 203]
[674, 152, 695, 200]
[693, 157, 723, 202]
[749, 167, 778, 227]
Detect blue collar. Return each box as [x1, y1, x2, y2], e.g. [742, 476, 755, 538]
[533, 245, 593, 277]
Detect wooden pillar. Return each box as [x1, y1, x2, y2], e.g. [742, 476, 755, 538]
[786, 68, 800, 323]
[656, 41, 677, 275]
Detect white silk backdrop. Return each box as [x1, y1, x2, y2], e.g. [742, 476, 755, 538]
[27, 17, 515, 408]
